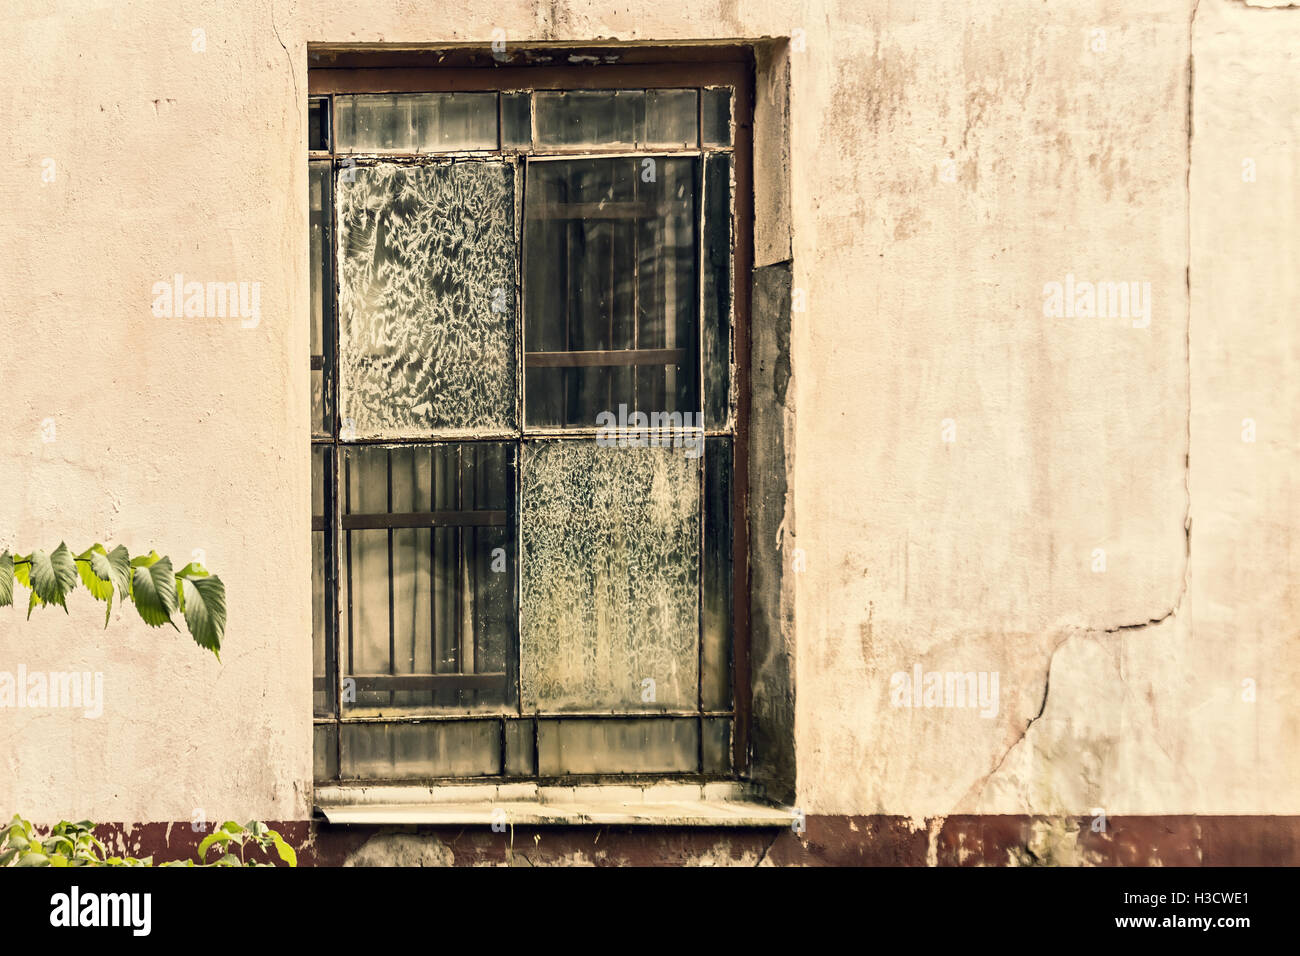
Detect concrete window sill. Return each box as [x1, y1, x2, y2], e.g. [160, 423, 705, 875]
[314, 782, 795, 827]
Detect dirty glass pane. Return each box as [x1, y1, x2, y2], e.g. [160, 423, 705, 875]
[314, 723, 338, 781]
[537, 718, 698, 775]
[341, 443, 515, 714]
[309, 97, 330, 151]
[501, 91, 530, 147]
[642, 89, 698, 148]
[313, 446, 333, 717]
[524, 157, 699, 427]
[338, 162, 517, 437]
[310, 162, 333, 437]
[335, 93, 497, 151]
[504, 718, 536, 776]
[701, 88, 731, 146]
[534, 90, 642, 147]
[703, 153, 733, 429]
[701, 717, 731, 773]
[701, 437, 732, 711]
[339, 720, 500, 779]
[520, 441, 700, 712]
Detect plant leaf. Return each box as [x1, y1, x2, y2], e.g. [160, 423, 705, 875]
[179, 575, 225, 656]
[131, 556, 178, 628]
[12, 557, 31, 590]
[271, 833, 297, 867]
[174, 562, 209, 579]
[77, 545, 131, 627]
[75, 545, 114, 602]
[29, 544, 77, 612]
[197, 829, 230, 862]
[0, 552, 11, 609]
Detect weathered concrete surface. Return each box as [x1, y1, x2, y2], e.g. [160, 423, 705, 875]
[0, 0, 1296, 845]
[77, 815, 1300, 866]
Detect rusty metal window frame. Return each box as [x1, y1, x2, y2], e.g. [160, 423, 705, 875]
[309, 53, 754, 784]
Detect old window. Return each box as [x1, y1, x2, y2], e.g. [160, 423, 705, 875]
[310, 59, 750, 785]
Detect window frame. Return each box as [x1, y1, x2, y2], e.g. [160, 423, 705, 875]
[308, 54, 754, 781]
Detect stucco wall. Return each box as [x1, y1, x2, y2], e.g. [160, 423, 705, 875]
[0, 0, 1295, 830]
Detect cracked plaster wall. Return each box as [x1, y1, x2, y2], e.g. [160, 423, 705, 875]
[0, 0, 1295, 826]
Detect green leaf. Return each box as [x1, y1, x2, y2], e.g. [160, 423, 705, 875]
[75, 546, 114, 602]
[179, 575, 225, 656]
[271, 834, 297, 867]
[197, 829, 230, 862]
[174, 562, 209, 580]
[29, 544, 78, 611]
[0, 552, 12, 609]
[130, 556, 178, 629]
[12, 558, 31, 591]
[76, 545, 131, 627]
[104, 546, 130, 626]
[104, 547, 131, 598]
[220, 821, 246, 835]
[0, 848, 16, 867]
[15, 852, 49, 867]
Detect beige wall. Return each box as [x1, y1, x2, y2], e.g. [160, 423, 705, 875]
[0, 0, 1295, 825]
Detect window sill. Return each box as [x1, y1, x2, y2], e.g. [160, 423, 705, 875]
[314, 782, 794, 827]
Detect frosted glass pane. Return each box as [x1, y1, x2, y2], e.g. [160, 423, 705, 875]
[338, 162, 517, 437]
[537, 718, 698, 775]
[335, 93, 497, 151]
[520, 442, 700, 712]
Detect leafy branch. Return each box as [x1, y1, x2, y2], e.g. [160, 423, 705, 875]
[0, 816, 295, 867]
[0, 543, 225, 658]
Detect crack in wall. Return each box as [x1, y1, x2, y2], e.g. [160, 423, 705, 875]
[958, 0, 1212, 815]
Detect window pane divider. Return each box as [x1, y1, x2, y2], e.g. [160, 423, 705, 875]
[340, 509, 507, 530]
[524, 347, 686, 368]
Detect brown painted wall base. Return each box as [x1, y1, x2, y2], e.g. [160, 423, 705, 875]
[89, 816, 1300, 866]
